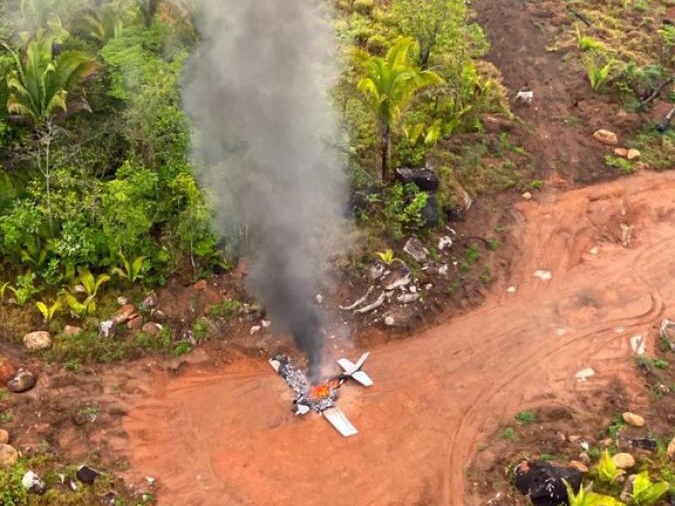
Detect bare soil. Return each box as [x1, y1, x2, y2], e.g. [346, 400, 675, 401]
[116, 170, 675, 506]
[474, 0, 657, 185]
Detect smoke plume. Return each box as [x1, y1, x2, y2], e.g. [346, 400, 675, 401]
[182, 0, 345, 379]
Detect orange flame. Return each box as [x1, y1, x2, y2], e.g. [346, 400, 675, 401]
[309, 378, 340, 400]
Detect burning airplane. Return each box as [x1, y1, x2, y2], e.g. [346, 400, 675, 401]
[269, 352, 373, 437]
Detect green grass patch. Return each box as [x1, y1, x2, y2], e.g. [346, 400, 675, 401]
[604, 154, 635, 174]
[515, 410, 537, 425]
[500, 427, 518, 441]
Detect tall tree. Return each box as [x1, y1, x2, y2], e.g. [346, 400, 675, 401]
[2, 33, 98, 234]
[354, 37, 442, 181]
[391, 0, 468, 68]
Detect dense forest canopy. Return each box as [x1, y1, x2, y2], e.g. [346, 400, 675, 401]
[0, 0, 506, 314]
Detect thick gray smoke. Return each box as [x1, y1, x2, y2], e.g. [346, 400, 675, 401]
[182, 0, 345, 379]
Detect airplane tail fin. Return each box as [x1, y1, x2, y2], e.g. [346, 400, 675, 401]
[337, 352, 373, 387]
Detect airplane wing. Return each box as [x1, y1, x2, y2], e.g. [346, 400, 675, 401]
[322, 407, 358, 437]
[269, 358, 281, 372]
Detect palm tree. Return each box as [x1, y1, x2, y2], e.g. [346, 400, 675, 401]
[354, 37, 443, 181]
[79, 5, 125, 44]
[2, 33, 98, 235]
[137, 0, 162, 28]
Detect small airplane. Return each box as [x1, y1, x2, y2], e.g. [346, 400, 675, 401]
[269, 352, 373, 437]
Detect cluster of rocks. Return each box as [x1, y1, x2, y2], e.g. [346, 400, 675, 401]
[395, 164, 473, 225]
[513, 410, 674, 506]
[340, 234, 456, 325]
[100, 294, 164, 338]
[592, 129, 645, 169]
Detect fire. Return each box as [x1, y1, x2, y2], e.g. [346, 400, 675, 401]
[308, 377, 341, 400]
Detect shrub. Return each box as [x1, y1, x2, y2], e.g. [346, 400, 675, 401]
[353, 0, 375, 16]
[366, 34, 389, 55]
[382, 183, 429, 241]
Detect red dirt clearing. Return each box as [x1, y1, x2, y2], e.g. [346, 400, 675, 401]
[122, 170, 675, 506]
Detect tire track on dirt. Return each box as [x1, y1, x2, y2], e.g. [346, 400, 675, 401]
[120, 171, 675, 506]
[443, 285, 663, 505]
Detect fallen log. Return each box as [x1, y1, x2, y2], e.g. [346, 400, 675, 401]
[567, 7, 591, 27]
[640, 77, 673, 109]
[354, 292, 386, 314]
[657, 106, 675, 133]
[339, 286, 374, 311]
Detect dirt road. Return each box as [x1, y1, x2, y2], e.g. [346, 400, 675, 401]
[123, 170, 675, 505]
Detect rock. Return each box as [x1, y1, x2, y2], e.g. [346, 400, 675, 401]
[533, 270, 552, 281]
[127, 316, 143, 330]
[63, 325, 82, 337]
[629, 335, 645, 356]
[383, 268, 411, 291]
[667, 436, 675, 460]
[613, 453, 635, 469]
[626, 148, 640, 160]
[620, 223, 633, 248]
[395, 167, 440, 192]
[569, 460, 588, 473]
[659, 319, 675, 352]
[403, 237, 428, 263]
[513, 460, 582, 506]
[0, 429, 8, 444]
[480, 113, 513, 133]
[589, 247, 599, 255]
[575, 367, 595, 381]
[261, 319, 271, 328]
[142, 322, 160, 336]
[515, 89, 534, 104]
[102, 491, 117, 505]
[193, 279, 207, 291]
[579, 452, 591, 465]
[614, 147, 628, 157]
[522, 192, 532, 200]
[250, 325, 261, 335]
[76, 465, 101, 485]
[438, 264, 449, 275]
[438, 236, 453, 251]
[397, 293, 419, 304]
[631, 438, 657, 451]
[593, 129, 618, 145]
[0, 356, 17, 384]
[0, 444, 18, 467]
[620, 474, 636, 503]
[384, 316, 395, 326]
[7, 368, 36, 393]
[22, 470, 46, 494]
[22, 331, 52, 351]
[116, 296, 128, 306]
[150, 309, 167, 322]
[99, 320, 114, 338]
[369, 262, 385, 280]
[421, 193, 440, 228]
[315, 294, 323, 304]
[600, 438, 612, 448]
[622, 412, 645, 427]
[507, 286, 517, 294]
[139, 293, 157, 311]
[113, 304, 136, 324]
